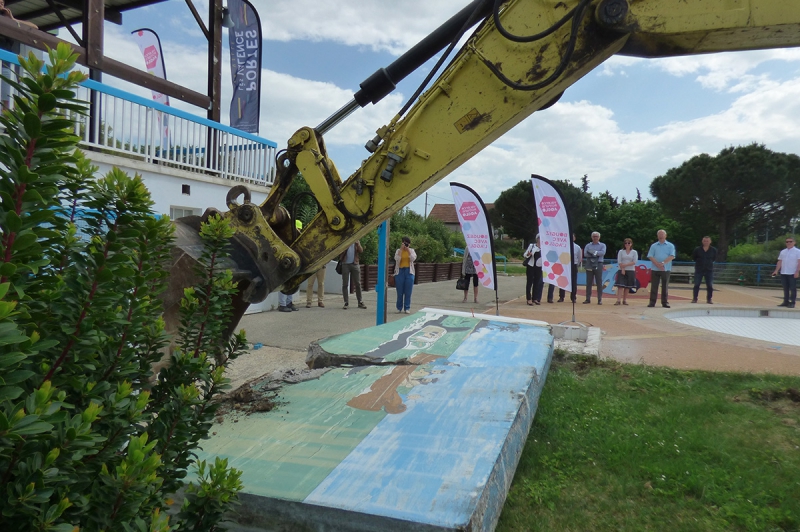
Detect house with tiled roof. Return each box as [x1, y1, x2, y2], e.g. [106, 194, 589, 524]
[428, 203, 495, 233]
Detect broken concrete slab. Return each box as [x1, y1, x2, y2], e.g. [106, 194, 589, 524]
[196, 309, 554, 531]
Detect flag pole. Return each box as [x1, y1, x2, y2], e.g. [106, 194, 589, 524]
[450, 182, 498, 315]
[531, 174, 589, 327]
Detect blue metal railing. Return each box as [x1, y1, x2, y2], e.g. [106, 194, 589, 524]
[0, 48, 277, 186]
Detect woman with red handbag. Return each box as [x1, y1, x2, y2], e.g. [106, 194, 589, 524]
[615, 238, 638, 305]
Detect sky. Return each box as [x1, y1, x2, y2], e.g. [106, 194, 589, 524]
[66, 0, 800, 216]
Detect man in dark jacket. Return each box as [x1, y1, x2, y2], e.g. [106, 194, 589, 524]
[692, 236, 717, 304]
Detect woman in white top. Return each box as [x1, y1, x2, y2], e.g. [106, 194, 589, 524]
[615, 238, 638, 305]
[523, 235, 543, 305]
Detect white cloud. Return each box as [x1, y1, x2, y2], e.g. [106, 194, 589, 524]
[250, 0, 479, 54]
[62, 3, 800, 214]
[652, 49, 800, 91]
[438, 71, 800, 205]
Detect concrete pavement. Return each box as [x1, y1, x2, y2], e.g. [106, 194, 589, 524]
[228, 276, 800, 391]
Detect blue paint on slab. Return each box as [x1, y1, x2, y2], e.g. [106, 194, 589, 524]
[305, 318, 552, 529]
[198, 310, 553, 531]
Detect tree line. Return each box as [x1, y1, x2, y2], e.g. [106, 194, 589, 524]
[491, 143, 800, 262]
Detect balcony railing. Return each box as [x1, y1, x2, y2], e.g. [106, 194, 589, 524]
[0, 48, 277, 187]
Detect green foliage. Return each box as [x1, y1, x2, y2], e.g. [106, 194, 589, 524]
[650, 143, 800, 261]
[359, 229, 379, 265]
[0, 44, 242, 531]
[390, 208, 426, 236]
[498, 354, 800, 531]
[380, 209, 455, 264]
[493, 179, 591, 244]
[726, 235, 791, 264]
[493, 239, 524, 260]
[579, 198, 694, 261]
[451, 230, 466, 251]
[280, 173, 318, 227]
[177, 458, 243, 532]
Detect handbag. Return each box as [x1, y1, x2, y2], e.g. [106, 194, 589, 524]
[456, 276, 468, 291]
[522, 256, 531, 267]
[388, 274, 396, 287]
[335, 260, 343, 275]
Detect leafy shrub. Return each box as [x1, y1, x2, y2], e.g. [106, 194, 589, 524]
[727, 237, 788, 264]
[494, 239, 525, 260]
[0, 44, 243, 531]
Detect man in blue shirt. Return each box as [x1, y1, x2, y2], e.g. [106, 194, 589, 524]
[647, 230, 676, 308]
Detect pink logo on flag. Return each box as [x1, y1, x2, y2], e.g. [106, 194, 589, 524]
[539, 196, 560, 217]
[459, 202, 480, 221]
[143, 45, 159, 70]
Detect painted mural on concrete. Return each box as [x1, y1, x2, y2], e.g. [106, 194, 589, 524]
[196, 309, 553, 531]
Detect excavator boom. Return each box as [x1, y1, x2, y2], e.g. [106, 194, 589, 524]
[170, 0, 800, 332]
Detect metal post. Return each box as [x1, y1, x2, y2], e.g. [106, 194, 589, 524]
[376, 221, 389, 325]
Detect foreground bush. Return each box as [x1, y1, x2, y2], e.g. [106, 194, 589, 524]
[0, 44, 243, 531]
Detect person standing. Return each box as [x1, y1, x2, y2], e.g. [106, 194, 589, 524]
[340, 240, 367, 310]
[771, 236, 800, 308]
[461, 246, 479, 304]
[278, 291, 299, 312]
[524, 236, 543, 305]
[614, 238, 638, 306]
[305, 267, 326, 308]
[647, 229, 675, 308]
[393, 236, 417, 314]
[548, 233, 582, 303]
[583, 232, 606, 305]
[692, 236, 717, 304]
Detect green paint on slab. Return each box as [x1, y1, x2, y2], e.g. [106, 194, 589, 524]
[196, 366, 390, 500]
[318, 312, 480, 362]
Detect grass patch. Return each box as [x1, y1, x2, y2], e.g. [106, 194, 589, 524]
[502, 265, 526, 275]
[498, 354, 800, 532]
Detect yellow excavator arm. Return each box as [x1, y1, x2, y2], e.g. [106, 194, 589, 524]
[170, 0, 800, 329]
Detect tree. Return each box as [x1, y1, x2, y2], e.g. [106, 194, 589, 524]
[578, 190, 696, 260]
[281, 173, 318, 227]
[0, 44, 243, 531]
[492, 179, 592, 243]
[650, 143, 800, 261]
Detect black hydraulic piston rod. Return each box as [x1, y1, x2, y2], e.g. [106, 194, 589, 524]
[316, 0, 494, 135]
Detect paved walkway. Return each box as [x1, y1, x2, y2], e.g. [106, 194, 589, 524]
[230, 276, 800, 389]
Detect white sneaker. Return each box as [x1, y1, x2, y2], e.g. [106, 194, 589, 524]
[403, 310, 410, 314]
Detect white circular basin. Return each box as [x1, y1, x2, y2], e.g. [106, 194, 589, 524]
[665, 308, 800, 347]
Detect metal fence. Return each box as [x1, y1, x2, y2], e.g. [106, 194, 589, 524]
[0, 48, 277, 187]
[604, 260, 782, 288]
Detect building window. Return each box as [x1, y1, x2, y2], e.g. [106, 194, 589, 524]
[182, 184, 191, 195]
[170, 206, 198, 219]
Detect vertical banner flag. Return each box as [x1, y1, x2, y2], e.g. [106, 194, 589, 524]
[227, 0, 262, 134]
[531, 175, 574, 293]
[131, 29, 169, 149]
[451, 183, 497, 290]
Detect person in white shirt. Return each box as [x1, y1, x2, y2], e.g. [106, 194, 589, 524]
[523, 235, 543, 305]
[771, 236, 800, 308]
[614, 238, 638, 306]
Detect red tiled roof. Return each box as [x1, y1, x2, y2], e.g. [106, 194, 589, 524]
[428, 203, 494, 224]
